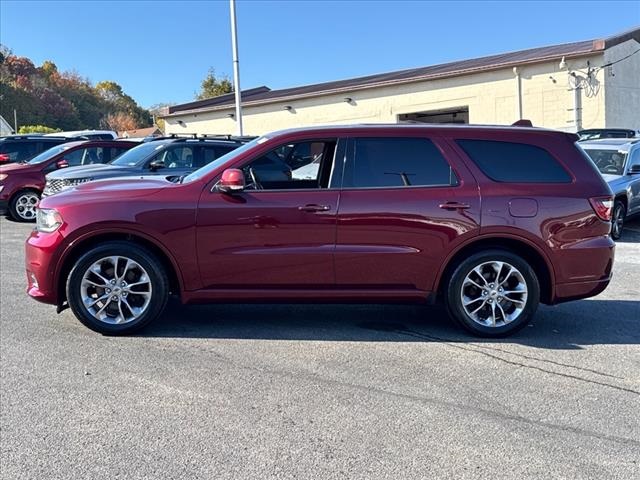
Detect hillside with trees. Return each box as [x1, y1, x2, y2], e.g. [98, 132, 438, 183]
[0, 45, 151, 132]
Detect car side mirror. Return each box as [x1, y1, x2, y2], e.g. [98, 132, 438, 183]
[149, 159, 164, 171]
[629, 164, 640, 175]
[217, 168, 245, 193]
[56, 158, 69, 169]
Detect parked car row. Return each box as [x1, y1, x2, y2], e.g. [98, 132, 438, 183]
[23, 123, 618, 338]
[0, 135, 253, 221]
[0, 130, 118, 164]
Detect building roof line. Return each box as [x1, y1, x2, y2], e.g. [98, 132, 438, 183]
[162, 27, 639, 119]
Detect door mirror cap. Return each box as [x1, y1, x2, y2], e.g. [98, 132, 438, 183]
[628, 164, 640, 175]
[217, 168, 245, 193]
[56, 159, 69, 169]
[149, 159, 164, 171]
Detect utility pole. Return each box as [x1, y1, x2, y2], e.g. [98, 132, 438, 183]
[13, 109, 17, 133]
[230, 0, 243, 136]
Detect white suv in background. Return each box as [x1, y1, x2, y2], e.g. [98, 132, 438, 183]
[45, 130, 117, 140]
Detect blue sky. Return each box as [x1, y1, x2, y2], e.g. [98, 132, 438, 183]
[1, 0, 638, 108]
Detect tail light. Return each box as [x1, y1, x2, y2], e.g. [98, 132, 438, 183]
[0, 154, 10, 163]
[589, 196, 613, 221]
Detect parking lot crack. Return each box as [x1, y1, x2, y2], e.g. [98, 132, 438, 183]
[394, 328, 640, 396]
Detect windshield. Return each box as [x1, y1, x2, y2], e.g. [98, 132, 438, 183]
[582, 148, 629, 175]
[111, 141, 172, 166]
[183, 137, 265, 183]
[27, 144, 71, 165]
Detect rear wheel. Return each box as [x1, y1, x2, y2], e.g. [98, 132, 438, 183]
[9, 189, 40, 222]
[445, 250, 540, 337]
[66, 242, 169, 335]
[611, 200, 626, 240]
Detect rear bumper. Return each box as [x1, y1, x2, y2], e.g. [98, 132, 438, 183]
[551, 235, 615, 303]
[553, 277, 612, 304]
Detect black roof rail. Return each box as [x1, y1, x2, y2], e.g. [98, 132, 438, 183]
[164, 133, 257, 143]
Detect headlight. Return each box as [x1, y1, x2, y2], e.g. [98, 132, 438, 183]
[36, 208, 63, 233]
[0, 173, 7, 181]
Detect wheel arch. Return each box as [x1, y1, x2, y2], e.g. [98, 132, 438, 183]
[614, 193, 628, 210]
[56, 231, 183, 307]
[436, 235, 555, 305]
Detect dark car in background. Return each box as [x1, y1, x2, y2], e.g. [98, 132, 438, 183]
[580, 138, 640, 239]
[27, 124, 615, 338]
[0, 135, 75, 165]
[42, 136, 252, 197]
[0, 140, 137, 221]
[578, 128, 638, 141]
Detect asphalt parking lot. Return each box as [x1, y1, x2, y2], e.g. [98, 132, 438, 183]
[1, 216, 639, 479]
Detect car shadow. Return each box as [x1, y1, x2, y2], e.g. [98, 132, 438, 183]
[139, 298, 640, 350]
[617, 217, 640, 243]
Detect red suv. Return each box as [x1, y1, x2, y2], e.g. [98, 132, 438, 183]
[25, 125, 615, 337]
[1, 140, 137, 221]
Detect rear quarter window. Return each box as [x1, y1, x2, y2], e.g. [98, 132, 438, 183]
[456, 139, 571, 183]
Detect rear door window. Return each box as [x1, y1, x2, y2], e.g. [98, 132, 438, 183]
[200, 145, 236, 168]
[63, 147, 105, 166]
[149, 146, 195, 169]
[456, 139, 571, 183]
[342, 137, 458, 188]
[108, 147, 131, 162]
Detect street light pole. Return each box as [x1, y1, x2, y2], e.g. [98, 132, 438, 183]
[230, 0, 243, 136]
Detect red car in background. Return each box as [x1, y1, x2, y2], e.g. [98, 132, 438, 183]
[0, 140, 137, 221]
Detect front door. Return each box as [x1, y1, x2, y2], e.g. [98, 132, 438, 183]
[334, 135, 481, 293]
[196, 139, 341, 289]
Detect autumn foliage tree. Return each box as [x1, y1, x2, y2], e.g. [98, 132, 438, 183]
[0, 44, 151, 131]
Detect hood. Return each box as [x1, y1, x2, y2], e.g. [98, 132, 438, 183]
[39, 176, 172, 209]
[0, 161, 40, 174]
[602, 173, 628, 192]
[602, 173, 623, 183]
[46, 163, 138, 180]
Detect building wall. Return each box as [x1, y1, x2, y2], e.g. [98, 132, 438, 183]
[164, 55, 609, 136]
[603, 39, 640, 129]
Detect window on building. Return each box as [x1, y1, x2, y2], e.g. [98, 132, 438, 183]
[456, 139, 571, 183]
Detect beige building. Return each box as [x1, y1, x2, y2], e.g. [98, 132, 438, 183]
[162, 28, 640, 136]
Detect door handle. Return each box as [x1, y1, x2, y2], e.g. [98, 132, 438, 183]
[439, 202, 471, 210]
[298, 204, 331, 212]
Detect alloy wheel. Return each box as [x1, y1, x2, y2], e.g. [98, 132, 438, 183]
[80, 256, 153, 325]
[612, 205, 624, 239]
[14, 192, 39, 220]
[460, 261, 528, 328]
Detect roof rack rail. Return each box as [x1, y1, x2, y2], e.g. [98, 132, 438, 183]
[160, 133, 257, 142]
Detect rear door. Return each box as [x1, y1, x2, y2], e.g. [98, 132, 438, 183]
[334, 135, 481, 293]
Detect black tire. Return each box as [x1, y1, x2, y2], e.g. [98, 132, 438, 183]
[445, 249, 540, 337]
[611, 200, 626, 240]
[66, 241, 169, 335]
[9, 189, 40, 222]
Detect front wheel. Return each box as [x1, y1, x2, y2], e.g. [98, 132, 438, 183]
[66, 242, 169, 335]
[9, 189, 40, 222]
[611, 201, 626, 240]
[445, 250, 540, 337]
